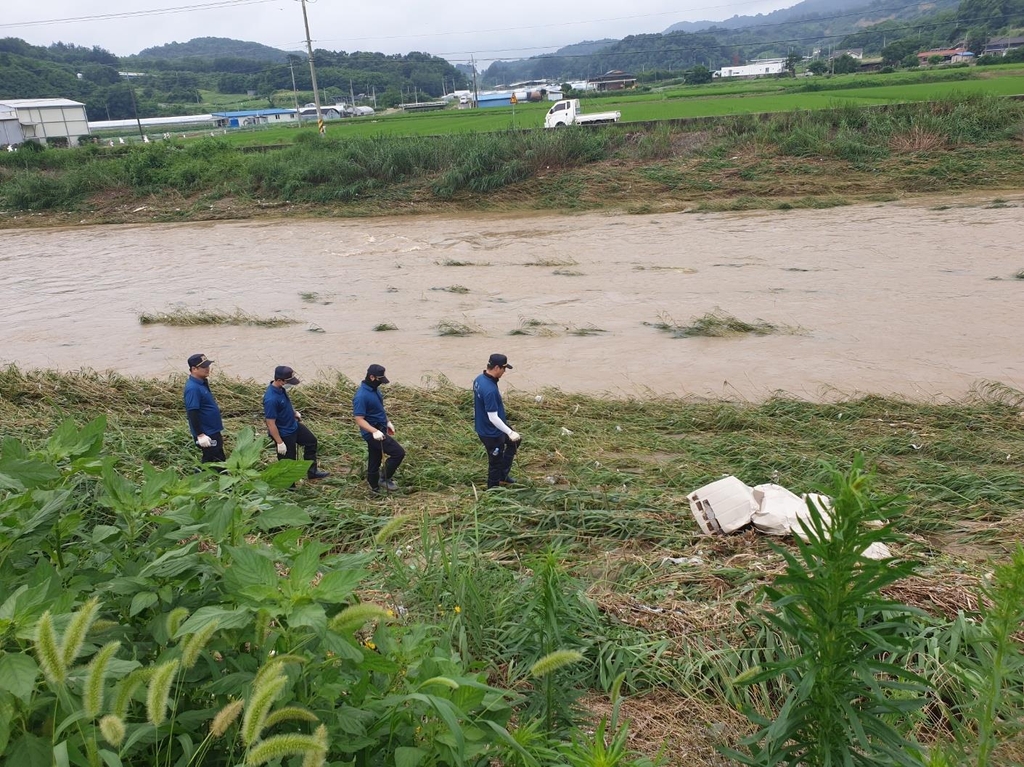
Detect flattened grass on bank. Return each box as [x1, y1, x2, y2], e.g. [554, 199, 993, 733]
[4, 95, 1024, 220]
[2, 367, 1024, 765]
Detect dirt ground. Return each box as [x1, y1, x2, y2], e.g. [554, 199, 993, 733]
[3, 196, 1023, 400]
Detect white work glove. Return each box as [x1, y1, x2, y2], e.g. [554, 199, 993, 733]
[372, 430, 385, 441]
[387, 421, 395, 435]
[276, 441, 288, 455]
[196, 434, 212, 448]
[294, 410, 302, 420]
[508, 430, 521, 442]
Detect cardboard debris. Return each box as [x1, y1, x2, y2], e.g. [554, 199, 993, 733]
[687, 476, 892, 560]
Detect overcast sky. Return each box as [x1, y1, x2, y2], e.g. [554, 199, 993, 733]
[2, 0, 797, 67]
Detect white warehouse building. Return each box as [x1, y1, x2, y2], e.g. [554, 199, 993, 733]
[0, 98, 90, 146]
[714, 60, 786, 79]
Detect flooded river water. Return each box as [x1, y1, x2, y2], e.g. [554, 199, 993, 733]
[3, 201, 1022, 399]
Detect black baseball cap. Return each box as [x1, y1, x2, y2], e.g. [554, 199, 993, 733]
[188, 353, 213, 369]
[274, 365, 300, 384]
[487, 353, 512, 369]
[367, 364, 389, 384]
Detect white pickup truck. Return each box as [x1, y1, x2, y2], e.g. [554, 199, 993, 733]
[544, 99, 621, 128]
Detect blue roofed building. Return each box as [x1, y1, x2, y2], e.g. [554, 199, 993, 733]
[212, 109, 297, 128]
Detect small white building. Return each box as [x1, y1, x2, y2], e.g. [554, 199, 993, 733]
[0, 98, 90, 146]
[714, 60, 786, 79]
[0, 105, 24, 147]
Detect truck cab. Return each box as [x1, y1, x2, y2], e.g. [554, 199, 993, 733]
[544, 99, 621, 129]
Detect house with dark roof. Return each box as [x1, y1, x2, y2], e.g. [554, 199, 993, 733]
[983, 35, 1024, 56]
[588, 70, 637, 91]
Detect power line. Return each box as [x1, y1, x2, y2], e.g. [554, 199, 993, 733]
[0, 0, 277, 29]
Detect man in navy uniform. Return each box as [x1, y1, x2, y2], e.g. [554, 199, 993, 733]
[473, 353, 521, 489]
[352, 363, 406, 492]
[263, 365, 329, 480]
[183, 353, 225, 463]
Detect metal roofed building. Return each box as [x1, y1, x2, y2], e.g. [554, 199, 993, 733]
[0, 98, 90, 146]
[211, 109, 298, 128]
[0, 105, 24, 147]
[88, 114, 217, 132]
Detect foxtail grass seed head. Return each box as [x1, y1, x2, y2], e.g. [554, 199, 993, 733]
[147, 659, 180, 727]
[35, 611, 66, 686]
[242, 671, 289, 746]
[211, 699, 244, 737]
[254, 609, 271, 645]
[328, 603, 391, 634]
[61, 597, 101, 671]
[263, 706, 320, 728]
[252, 654, 305, 689]
[166, 607, 190, 637]
[375, 513, 415, 544]
[181, 619, 219, 669]
[245, 732, 324, 766]
[114, 668, 150, 717]
[84, 641, 121, 718]
[529, 650, 584, 678]
[99, 714, 126, 747]
[301, 727, 328, 767]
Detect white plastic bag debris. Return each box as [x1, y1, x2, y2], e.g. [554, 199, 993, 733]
[750, 484, 834, 537]
[687, 476, 757, 535]
[689, 477, 892, 560]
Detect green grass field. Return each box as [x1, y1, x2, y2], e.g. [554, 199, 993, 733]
[200, 67, 1024, 146]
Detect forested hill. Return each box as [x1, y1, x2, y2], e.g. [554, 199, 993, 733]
[0, 37, 468, 122]
[666, 0, 879, 33]
[484, 0, 960, 84]
[135, 37, 300, 62]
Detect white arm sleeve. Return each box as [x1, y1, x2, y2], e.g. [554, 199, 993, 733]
[487, 411, 513, 436]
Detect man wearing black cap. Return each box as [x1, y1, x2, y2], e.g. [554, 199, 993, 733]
[473, 353, 521, 489]
[263, 365, 329, 480]
[353, 364, 405, 492]
[183, 353, 225, 463]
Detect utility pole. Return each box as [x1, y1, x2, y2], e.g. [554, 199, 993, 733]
[300, 0, 325, 135]
[289, 59, 301, 124]
[124, 75, 144, 141]
[471, 55, 479, 108]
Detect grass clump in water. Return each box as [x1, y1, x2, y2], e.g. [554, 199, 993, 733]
[373, 323, 398, 331]
[431, 285, 470, 294]
[644, 310, 783, 338]
[138, 309, 297, 327]
[437, 319, 481, 336]
[524, 257, 578, 267]
[1015, 269, 1024, 280]
[438, 259, 489, 267]
[565, 324, 607, 336]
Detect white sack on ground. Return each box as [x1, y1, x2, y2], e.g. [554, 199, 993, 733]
[687, 476, 757, 535]
[688, 476, 892, 560]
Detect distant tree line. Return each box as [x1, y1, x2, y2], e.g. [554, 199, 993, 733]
[0, 37, 469, 120]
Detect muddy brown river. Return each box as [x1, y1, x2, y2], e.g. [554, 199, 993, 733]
[3, 201, 1022, 399]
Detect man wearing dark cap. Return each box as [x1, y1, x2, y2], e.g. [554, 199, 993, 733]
[353, 364, 405, 492]
[263, 365, 329, 480]
[473, 353, 521, 489]
[183, 353, 225, 463]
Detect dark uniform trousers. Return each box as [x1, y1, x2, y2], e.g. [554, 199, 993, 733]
[479, 434, 517, 488]
[363, 433, 405, 489]
[278, 423, 321, 477]
[200, 433, 226, 463]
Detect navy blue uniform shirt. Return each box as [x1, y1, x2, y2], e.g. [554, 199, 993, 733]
[473, 372, 506, 438]
[352, 381, 387, 435]
[183, 376, 223, 437]
[263, 384, 298, 437]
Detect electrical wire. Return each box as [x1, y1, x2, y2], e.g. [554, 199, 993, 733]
[0, 0, 278, 30]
